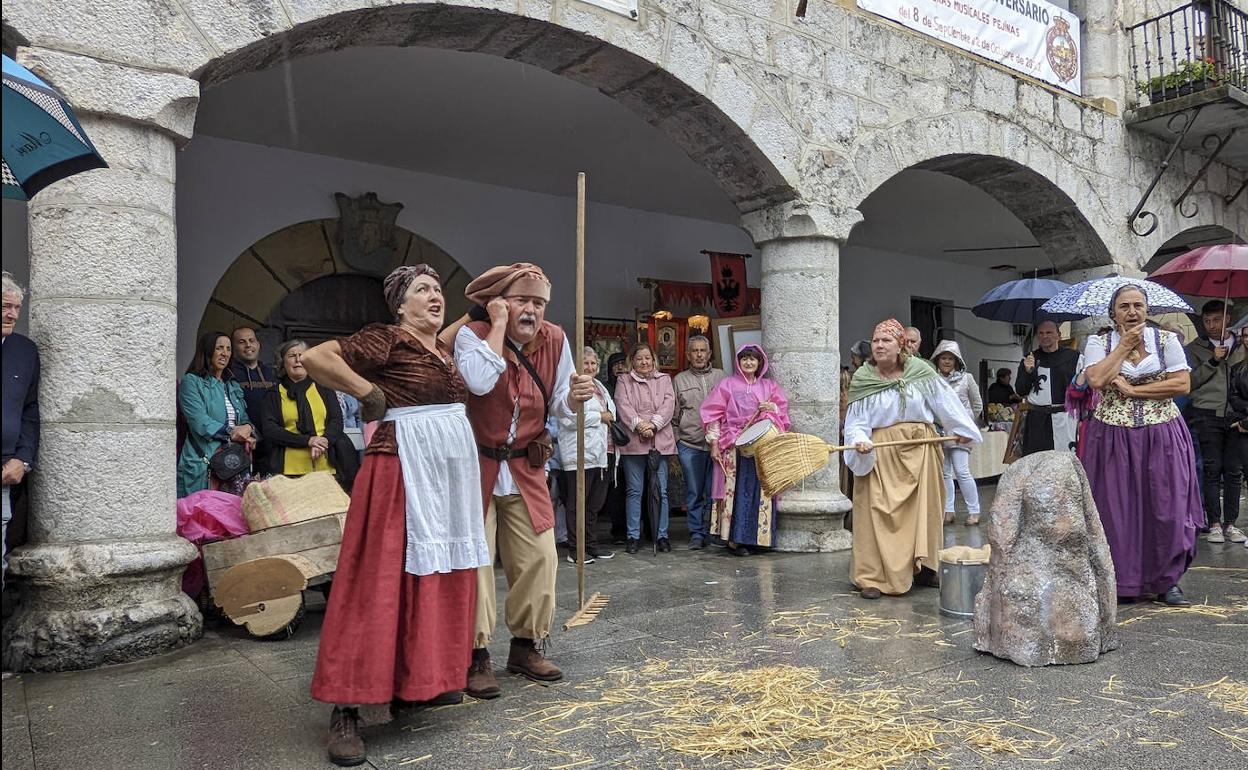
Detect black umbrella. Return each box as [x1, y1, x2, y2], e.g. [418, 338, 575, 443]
[646, 446, 662, 555]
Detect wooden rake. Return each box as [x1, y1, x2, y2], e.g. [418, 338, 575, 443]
[564, 172, 610, 631]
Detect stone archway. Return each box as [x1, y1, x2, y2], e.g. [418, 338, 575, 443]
[195, 218, 470, 353]
[192, 4, 795, 216]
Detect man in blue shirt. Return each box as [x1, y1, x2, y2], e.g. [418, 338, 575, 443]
[2, 271, 39, 593]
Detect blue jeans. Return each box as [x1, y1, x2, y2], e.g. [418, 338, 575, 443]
[677, 444, 713, 539]
[622, 454, 669, 540]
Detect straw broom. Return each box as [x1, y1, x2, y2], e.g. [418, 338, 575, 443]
[755, 432, 958, 497]
[565, 172, 608, 630]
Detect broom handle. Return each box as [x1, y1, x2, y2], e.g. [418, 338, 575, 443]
[827, 435, 960, 453]
[575, 172, 587, 610]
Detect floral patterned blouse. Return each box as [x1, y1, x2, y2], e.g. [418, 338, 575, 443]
[1083, 328, 1188, 428]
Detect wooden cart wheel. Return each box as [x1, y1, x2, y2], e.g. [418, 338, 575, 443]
[214, 555, 316, 640]
[249, 594, 306, 640]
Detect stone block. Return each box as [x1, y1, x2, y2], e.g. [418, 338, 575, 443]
[970, 65, 1017, 116]
[824, 47, 871, 99]
[782, 401, 839, 441]
[507, 25, 603, 71]
[767, 350, 841, 401]
[795, 1, 850, 49]
[664, 23, 715, 95]
[556, 4, 615, 41]
[1057, 98, 1082, 132]
[28, 424, 177, 541]
[709, 60, 759, 128]
[608, 7, 668, 63]
[1018, 82, 1055, 121]
[770, 31, 823, 80]
[747, 104, 801, 180]
[853, 135, 899, 192]
[562, 45, 659, 95]
[1081, 107, 1105, 140]
[6, 0, 214, 76]
[792, 81, 857, 147]
[27, 205, 177, 303]
[648, 0, 702, 27]
[33, 167, 175, 216]
[858, 99, 892, 129]
[27, 302, 178, 424]
[799, 148, 865, 211]
[18, 49, 199, 140]
[177, 0, 293, 55]
[284, 0, 371, 26]
[699, 4, 770, 62]
[760, 271, 838, 349]
[75, 117, 178, 181]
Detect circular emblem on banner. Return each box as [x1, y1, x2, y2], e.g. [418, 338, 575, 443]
[1046, 18, 1078, 84]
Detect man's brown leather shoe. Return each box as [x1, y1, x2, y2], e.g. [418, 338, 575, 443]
[506, 641, 563, 682]
[466, 657, 502, 699]
[326, 706, 367, 767]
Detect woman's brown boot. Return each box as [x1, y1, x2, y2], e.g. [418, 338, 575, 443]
[327, 706, 367, 767]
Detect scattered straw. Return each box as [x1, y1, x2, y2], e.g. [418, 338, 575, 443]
[506, 656, 1062, 769]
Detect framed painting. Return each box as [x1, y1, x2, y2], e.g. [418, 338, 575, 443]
[647, 318, 687, 375]
[711, 315, 761, 372]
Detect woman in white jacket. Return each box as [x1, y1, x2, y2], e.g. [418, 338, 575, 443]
[931, 340, 984, 525]
[556, 347, 617, 563]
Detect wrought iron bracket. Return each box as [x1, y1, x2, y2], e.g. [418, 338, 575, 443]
[1128, 107, 1200, 237]
[1175, 127, 1236, 219]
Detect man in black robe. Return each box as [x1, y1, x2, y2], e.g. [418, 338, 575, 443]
[1015, 320, 1080, 455]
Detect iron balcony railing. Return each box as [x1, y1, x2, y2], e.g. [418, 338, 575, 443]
[1128, 0, 1247, 106]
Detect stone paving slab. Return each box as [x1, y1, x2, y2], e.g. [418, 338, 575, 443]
[3, 489, 1246, 770]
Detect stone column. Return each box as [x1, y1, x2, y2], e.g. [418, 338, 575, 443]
[3, 49, 202, 671]
[742, 202, 862, 552]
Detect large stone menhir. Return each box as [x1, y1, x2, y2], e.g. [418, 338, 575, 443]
[973, 451, 1119, 666]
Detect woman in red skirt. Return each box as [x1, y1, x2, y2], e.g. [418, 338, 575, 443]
[301, 265, 491, 766]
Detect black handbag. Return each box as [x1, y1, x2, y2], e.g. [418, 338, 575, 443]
[610, 421, 631, 448]
[209, 443, 251, 481]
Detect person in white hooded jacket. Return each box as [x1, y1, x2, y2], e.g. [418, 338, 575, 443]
[931, 340, 984, 525]
[555, 346, 617, 562]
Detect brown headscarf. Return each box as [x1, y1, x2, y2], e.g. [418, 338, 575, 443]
[464, 262, 551, 305]
[874, 318, 907, 347]
[383, 264, 440, 317]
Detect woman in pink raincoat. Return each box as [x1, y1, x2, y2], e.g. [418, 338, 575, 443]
[700, 345, 791, 555]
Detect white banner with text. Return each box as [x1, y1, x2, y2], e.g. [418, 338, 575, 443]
[858, 0, 1082, 95]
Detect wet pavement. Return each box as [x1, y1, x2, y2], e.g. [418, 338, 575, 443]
[4, 484, 1246, 770]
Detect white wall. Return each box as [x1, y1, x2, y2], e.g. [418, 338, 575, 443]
[176, 136, 755, 363]
[840, 245, 1025, 382]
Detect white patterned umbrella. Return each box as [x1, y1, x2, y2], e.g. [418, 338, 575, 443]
[1039, 276, 1193, 319]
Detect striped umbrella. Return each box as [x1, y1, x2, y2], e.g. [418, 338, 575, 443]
[3, 54, 107, 201]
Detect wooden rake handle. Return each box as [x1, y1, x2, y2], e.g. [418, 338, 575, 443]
[828, 435, 961, 453]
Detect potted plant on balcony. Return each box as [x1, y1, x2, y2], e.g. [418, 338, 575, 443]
[1138, 58, 1218, 104]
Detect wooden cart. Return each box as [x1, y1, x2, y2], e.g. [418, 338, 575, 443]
[200, 513, 345, 639]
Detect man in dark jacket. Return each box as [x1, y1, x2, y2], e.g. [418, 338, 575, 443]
[2, 272, 39, 592]
[1015, 320, 1079, 455]
[227, 326, 276, 473]
[1186, 300, 1247, 543]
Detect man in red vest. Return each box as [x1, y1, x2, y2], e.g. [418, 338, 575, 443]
[440, 263, 594, 699]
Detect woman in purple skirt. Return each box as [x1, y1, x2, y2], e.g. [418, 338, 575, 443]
[1081, 285, 1202, 606]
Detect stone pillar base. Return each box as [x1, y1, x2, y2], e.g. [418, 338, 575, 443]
[774, 487, 853, 552]
[3, 536, 202, 672]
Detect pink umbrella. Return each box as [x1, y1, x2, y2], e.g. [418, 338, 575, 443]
[1149, 244, 1248, 340]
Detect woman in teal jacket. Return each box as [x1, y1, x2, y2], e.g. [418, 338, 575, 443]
[177, 331, 257, 496]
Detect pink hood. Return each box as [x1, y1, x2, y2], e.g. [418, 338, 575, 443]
[699, 343, 791, 449]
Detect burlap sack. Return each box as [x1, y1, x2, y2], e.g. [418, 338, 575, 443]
[241, 472, 350, 532]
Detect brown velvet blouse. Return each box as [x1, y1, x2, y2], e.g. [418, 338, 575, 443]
[337, 323, 469, 455]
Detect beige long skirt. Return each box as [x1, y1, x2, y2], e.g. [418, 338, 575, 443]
[850, 422, 945, 595]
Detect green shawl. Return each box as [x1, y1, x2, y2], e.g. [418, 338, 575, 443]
[846, 355, 939, 410]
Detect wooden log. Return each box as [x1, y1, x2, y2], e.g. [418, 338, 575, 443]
[205, 543, 340, 593]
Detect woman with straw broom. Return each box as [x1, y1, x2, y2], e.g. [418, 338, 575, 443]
[844, 320, 981, 599]
[701, 344, 791, 555]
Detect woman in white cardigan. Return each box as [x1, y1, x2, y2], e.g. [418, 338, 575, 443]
[556, 347, 618, 562]
[931, 340, 984, 525]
